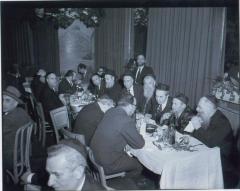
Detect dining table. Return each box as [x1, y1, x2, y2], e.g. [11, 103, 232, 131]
[129, 115, 224, 189]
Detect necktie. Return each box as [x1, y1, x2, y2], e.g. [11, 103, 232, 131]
[135, 68, 141, 83]
[157, 104, 162, 113]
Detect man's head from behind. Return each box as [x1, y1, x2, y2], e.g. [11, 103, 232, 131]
[97, 95, 115, 113]
[46, 140, 87, 191]
[46, 72, 57, 89]
[117, 94, 136, 116]
[196, 95, 218, 126]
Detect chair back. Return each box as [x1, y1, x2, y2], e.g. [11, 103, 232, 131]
[60, 128, 86, 146]
[87, 148, 113, 190]
[50, 106, 70, 143]
[35, 102, 47, 124]
[50, 106, 70, 130]
[6, 122, 34, 184]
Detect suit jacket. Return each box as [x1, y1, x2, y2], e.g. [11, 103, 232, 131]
[133, 65, 154, 85]
[58, 78, 77, 94]
[152, 96, 173, 123]
[78, 71, 92, 86]
[140, 94, 157, 115]
[31, 76, 45, 101]
[73, 102, 104, 146]
[192, 110, 234, 173]
[90, 107, 145, 172]
[104, 82, 122, 103]
[3, 107, 32, 171]
[161, 106, 193, 133]
[40, 84, 64, 123]
[121, 84, 144, 111]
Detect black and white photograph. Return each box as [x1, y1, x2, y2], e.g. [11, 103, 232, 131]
[1, 0, 239, 190]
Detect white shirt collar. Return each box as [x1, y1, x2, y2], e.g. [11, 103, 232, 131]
[161, 96, 169, 110]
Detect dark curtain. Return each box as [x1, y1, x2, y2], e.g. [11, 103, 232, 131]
[2, 18, 35, 77]
[30, 17, 60, 74]
[146, 8, 226, 107]
[95, 8, 133, 77]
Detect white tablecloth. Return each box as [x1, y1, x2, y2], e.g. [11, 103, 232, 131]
[130, 132, 224, 189]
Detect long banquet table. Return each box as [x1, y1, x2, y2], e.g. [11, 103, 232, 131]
[130, 127, 224, 189]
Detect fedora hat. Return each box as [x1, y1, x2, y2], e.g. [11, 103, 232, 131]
[3, 86, 23, 104]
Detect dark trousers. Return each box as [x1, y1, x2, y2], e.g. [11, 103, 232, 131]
[104, 155, 143, 177]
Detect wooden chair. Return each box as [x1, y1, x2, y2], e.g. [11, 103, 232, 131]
[35, 102, 52, 147]
[50, 106, 86, 145]
[87, 148, 126, 190]
[6, 122, 34, 184]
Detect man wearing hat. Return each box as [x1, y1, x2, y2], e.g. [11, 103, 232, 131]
[2, 86, 32, 174]
[103, 69, 122, 103]
[185, 95, 236, 188]
[121, 71, 144, 111]
[133, 54, 154, 85]
[88, 73, 105, 98]
[160, 93, 193, 133]
[152, 82, 172, 123]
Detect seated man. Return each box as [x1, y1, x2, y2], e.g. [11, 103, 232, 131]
[152, 82, 172, 124]
[88, 73, 105, 98]
[184, 95, 236, 188]
[40, 72, 64, 123]
[31, 69, 46, 101]
[90, 95, 145, 177]
[160, 93, 193, 133]
[121, 71, 143, 111]
[103, 69, 122, 103]
[58, 70, 77, 94]
[22, 139, 103, 191]
[73, 95, 114, 145]
[133, 54, 154, 85]
[2, 86, 32, 176]
[140, 74, 157, 115]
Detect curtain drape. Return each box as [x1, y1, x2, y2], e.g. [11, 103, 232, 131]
[95, 8, 133, 77]
[146, 8, 226, 107]
[2, 20, 35, 77]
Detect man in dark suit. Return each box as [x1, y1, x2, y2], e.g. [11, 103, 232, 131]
[73, 95, 114, 145]
[160, 93, 193, 133]
[140, 74, 157, 115]
[90, 95, 145, 177]
[185, 95, 236, 188]
[40, 72, 64, 123]
[58, 70, 77, 95]
[31, 69, 46, 101]
[152, 83, 172, 124]
[88, 73, 105, 98]
[121, 71, 144, 111]
[133, 54, 154, 85]
[103, 69, 122, 103]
